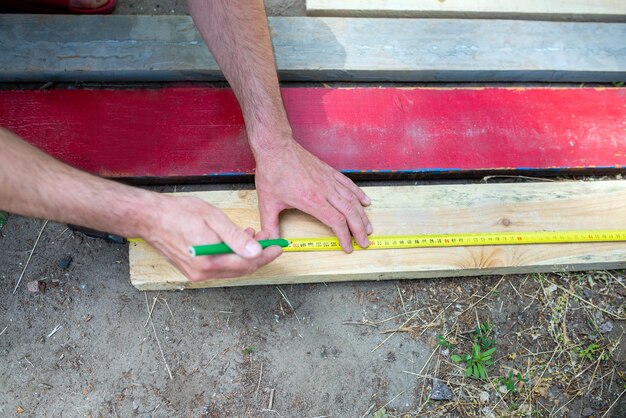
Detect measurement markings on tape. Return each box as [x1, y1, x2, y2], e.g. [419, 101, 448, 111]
[129, 230, 626, 256]
[283, 230, 626, 252]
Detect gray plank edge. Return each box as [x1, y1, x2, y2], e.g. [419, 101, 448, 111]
[306, 0, 626, 22]
[0, 15, 625, 82]
[307, 10, 626, 22]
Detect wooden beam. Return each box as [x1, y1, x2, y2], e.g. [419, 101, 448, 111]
[2, 87, 625, 182]
[1, 15, 625, 82]
[130, 180, 626, 290]
[307, 0, 626, 21]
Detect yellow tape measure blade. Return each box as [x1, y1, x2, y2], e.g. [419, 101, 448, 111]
[282, 230, 626, 252]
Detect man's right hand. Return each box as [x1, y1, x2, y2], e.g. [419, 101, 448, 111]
[141, 195, 282, 282]
[1, 128, 281, 284]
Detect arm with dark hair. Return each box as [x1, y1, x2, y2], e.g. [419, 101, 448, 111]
[188, 0, 372, 252]
[0, 127, 281, 281]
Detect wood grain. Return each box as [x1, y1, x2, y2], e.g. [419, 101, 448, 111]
[307, 0, 626, 21]
[130, 181, 626, 290]
[2, 87, 625, 181]
[1, 15, 625, 82]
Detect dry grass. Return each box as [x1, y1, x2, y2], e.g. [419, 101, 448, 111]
[364, 270, 626, 417]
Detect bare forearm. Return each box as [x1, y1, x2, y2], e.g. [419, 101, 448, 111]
[187, 0, 291, 154]
[188, 1, 372, 249]
[0, 127, 154, 238]
[0, 128, 280, 280]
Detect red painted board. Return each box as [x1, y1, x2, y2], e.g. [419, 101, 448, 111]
[0, 87, 624, 180]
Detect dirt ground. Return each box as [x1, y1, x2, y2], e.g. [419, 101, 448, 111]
[1, 0, 626, 417]
[2, 189, 625, 417]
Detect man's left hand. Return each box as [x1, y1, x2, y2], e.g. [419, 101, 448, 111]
[254, 140, 372, 253]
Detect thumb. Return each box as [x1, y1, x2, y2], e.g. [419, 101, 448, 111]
[208, 210, 262, 259]
[259, 200, 282, 239]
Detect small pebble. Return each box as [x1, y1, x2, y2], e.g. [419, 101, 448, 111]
[599, 321, 614, 334]
[26, 280, 39, 293]
[544, 284, 557, 295]
[430, 379, 453, 401]
[58, 255, 72, 270]
[479, 391, 490, 403]
[26, 280, 46, 294]
[480, 407, 496, 418]
[594, 311, 605, 323]
[582, 407, 595, 417]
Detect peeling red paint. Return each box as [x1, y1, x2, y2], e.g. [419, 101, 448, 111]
[0, 87, 624, 179]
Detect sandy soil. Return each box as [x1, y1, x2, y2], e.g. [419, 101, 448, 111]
[2, 181, 625, 416]
[1, 209, 431, 416]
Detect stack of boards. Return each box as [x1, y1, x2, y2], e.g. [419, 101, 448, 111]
[0, 1, 624, 289]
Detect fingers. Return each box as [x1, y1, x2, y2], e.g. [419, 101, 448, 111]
[334, 182, 372, 234]
[259, 199, 283, 239]
[334, 175, 373, 235]
[254, 229, 271, 240]
[207, 209, 262, 259]
[285, 179, 371, 252]
[178, 231, 282, 282]
[328, 191, 370, 249]
[198, 245, 282, 279]
[148, 196, 283, 283]
[181, 245, 282, 282]
[305, 199, 354, 252]
[247, 228, 276, 243]
[335, 172, 371, 206]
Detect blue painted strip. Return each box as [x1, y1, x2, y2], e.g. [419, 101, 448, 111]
[200, 165, 623, 177]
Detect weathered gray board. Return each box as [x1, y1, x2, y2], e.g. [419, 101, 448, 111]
[306, 0, 626, 22]
[1, 15, 625, 82]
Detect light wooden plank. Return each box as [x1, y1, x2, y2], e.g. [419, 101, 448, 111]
[307, 0, 626, 21]
[1, 15, 625, 82]
[130, 181, 626, 290]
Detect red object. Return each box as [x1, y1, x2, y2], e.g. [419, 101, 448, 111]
[0, 0, 116, 14]
[0, 87, 624, 181]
